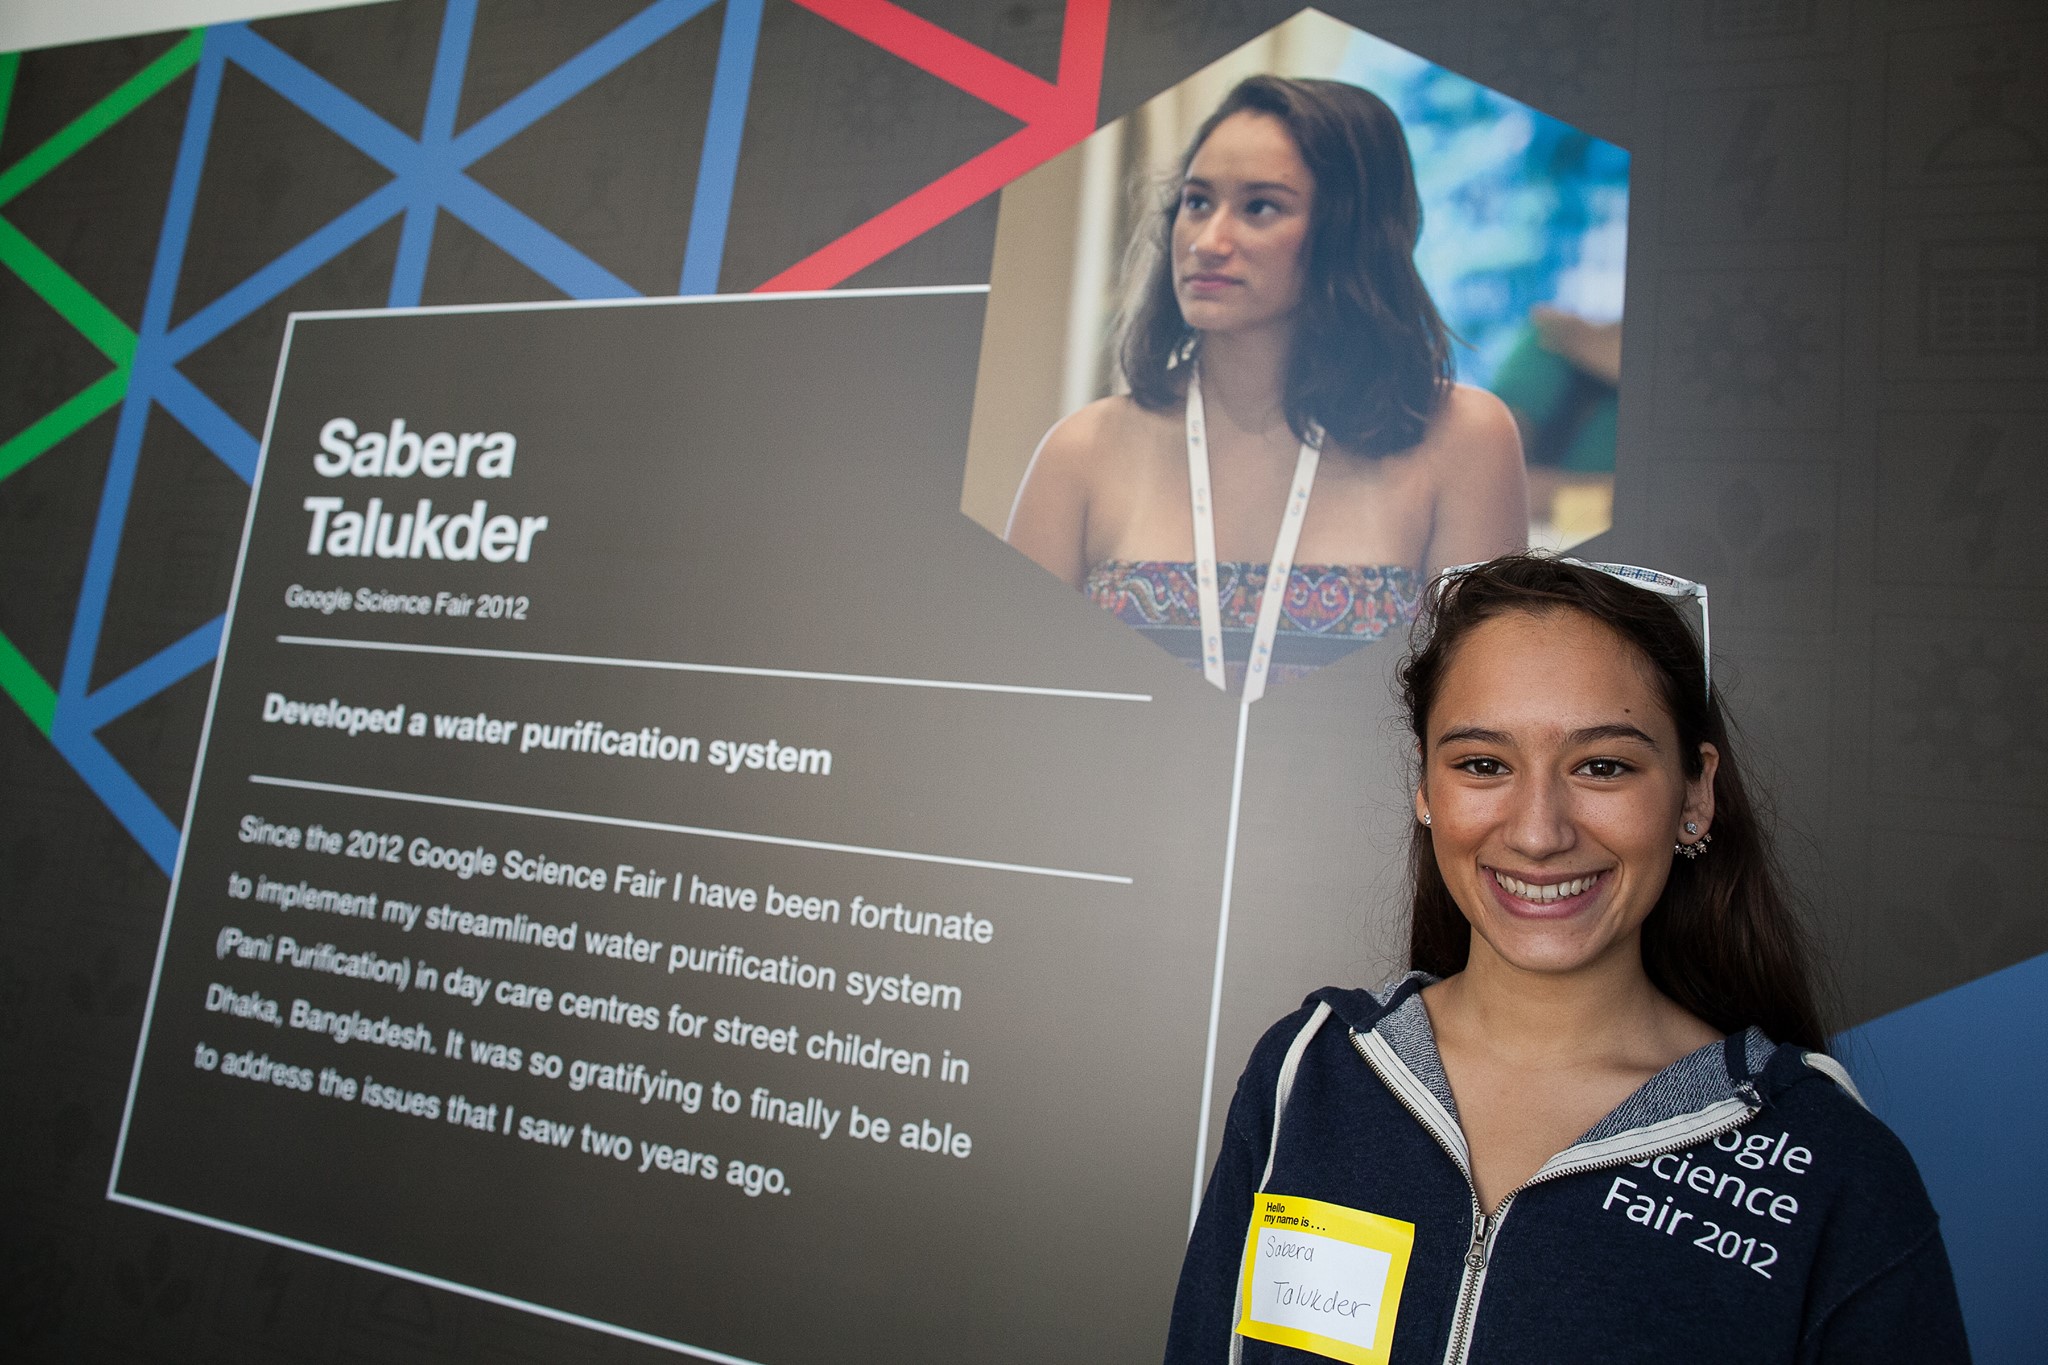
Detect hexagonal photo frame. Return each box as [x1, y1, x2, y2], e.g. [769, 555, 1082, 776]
[962, 8, 1629, 694]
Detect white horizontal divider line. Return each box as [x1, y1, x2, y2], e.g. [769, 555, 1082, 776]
[290, 281, 989, 323]
[105, 1192, 761, 1365]
[248, 774, 1134, 885]
[275, 635, 1152, 703]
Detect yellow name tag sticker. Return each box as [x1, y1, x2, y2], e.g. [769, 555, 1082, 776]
[1235, 1193, 1415, 1365]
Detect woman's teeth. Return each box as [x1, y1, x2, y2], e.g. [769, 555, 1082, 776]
[1493, 871, 1598, 902]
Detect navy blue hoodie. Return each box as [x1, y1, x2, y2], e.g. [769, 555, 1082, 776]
[1166, 976, 1969, 1364]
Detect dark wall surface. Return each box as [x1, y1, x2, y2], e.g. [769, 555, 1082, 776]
[2, 1, 2043, 1359]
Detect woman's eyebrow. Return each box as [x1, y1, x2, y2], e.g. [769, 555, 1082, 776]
[1183, 174, 1304, 196]
[1434, 723, 1660, 748]
[1566, 723, 1659, 748]
[1435, 726, 1511, 747]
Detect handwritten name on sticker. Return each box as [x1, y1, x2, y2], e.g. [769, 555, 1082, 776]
[1237, 1194, 1414, 1365]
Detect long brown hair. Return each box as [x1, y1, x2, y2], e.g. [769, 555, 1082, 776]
[1119, 75, 1454, 456]
[1396, 554, 1833, 1051]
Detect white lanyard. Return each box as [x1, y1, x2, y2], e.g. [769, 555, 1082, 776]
[1185, 368, 1322, 702]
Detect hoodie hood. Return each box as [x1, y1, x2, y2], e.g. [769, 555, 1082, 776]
[1307, 972, 1824, 1172]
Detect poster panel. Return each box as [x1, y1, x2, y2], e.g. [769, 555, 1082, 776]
[110, 288, 1247, 1363]
[109, 19, 1643, 1361]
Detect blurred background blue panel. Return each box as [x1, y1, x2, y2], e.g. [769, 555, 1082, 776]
[1840, 951, 2048, 1365]
[1339, 31, 1630, 392]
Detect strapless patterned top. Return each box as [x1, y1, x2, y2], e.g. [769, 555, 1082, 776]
[1082, 560, 1421, 690]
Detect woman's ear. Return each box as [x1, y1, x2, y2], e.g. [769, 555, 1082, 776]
[1413, 784, 1430, 828]
[1683, 742, 1719, 835]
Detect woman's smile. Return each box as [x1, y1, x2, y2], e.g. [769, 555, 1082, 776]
[1484, 866, 1610, 918]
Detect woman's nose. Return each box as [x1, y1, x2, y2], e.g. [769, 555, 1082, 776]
[1503, 776, 1576, 859]
[1191, 210, 1235, 259]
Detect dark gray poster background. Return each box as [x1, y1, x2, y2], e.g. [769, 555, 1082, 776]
[111, 290, 1257, 1363]
[0, 1, 2033, 1360]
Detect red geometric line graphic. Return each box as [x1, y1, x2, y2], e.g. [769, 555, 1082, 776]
[758, 0, 1110, 292]
[788, 0, 1061, 123]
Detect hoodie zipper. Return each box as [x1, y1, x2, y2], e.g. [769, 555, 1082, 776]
[1350, 1029, 1762, 1365]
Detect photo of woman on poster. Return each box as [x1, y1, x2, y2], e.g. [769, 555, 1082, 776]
[963, 13, 1633, 694]
[1004, 75, 1526, 697]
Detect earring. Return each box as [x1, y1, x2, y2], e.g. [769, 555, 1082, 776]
[1674, 831, 1712, 860]
[1167, 331, 1198, 370]
[1684, 821, 1699, 835]
[1420, 812, 1431, 828]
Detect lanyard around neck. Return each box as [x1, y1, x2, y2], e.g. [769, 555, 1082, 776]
[1184, 367, 1322, 703]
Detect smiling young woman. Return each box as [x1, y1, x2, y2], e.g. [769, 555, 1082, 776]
[1412, 605, 1728, 1210]
[1165, 555, 1969, 1365]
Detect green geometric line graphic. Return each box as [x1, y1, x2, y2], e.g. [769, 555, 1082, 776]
[0, 217, 137, 365]
[0, 30, 201, 209]
[0, 627, 56, 735]
[0, 36, 203, 734]
[0, 364, 126, 482]
[0, 52, 18, 151]
[0, 28, 191, 485]
[0, 54, 57, 735]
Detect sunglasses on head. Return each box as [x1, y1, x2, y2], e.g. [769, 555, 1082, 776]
[1431, 558, 1713, 703]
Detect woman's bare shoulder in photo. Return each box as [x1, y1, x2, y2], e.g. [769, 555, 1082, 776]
[1427, 383, 1521, 460]
[1036, 395, 1174, 478]
[1415, 383, 1528, 573]
[1007, 395, 1170, 587]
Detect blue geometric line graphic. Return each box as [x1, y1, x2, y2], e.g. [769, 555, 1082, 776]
[164, 180, 411, 359]
[76, 618, 225, 733]
[451, 0, 720, 165]
[155, 365, 259, 481]
[682, 0, 762, 294]
[388, 0, 478, 306]
[41, 2, 761, 872]
[51, 719, 182, 863]
[54, 35, 229, 861]
[434, 172, 636, 297]
[54, 37, 226, 736]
